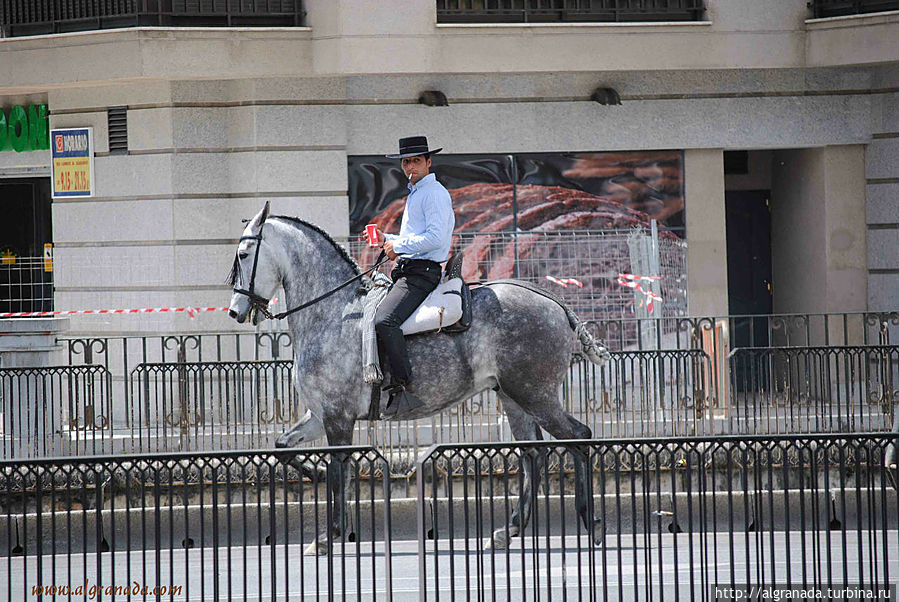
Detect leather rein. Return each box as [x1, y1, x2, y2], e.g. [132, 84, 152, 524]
[233, 221, 389, 321]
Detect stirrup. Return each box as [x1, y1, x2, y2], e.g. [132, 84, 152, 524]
[381, 381, 405, 393]
[381, 386, 424, 419]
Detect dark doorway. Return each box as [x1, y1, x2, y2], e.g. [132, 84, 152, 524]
[1, 177, 52, 256]
[726, 190, 772, 348]
[0, 177, 53, 312]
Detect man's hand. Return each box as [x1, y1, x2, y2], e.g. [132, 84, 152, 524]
[375, 228, 398, 259]
[382, 239, 398, 260]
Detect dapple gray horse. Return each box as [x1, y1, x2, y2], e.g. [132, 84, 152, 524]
[227, 202, 610, 553]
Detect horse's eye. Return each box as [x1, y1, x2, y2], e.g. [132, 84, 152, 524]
[239, 252, 248, 259]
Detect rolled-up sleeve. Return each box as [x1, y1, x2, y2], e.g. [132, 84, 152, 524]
[391, 188, 454, 255]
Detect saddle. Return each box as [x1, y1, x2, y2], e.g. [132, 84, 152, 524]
[363, 253, 472, 421]
[366, 252, 472, 421]
[398, 251, 472, 335]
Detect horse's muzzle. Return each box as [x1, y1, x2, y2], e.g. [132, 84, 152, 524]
[228, 293, 252, 323]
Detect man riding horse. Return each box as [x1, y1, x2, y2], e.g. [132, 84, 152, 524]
[228, 143, 611, 553]
[375, 136, 455, 418]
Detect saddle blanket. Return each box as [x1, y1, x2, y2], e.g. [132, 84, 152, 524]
[360, 271, 464, 384]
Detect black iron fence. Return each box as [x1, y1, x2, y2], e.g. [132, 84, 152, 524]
[592, 311, 898, 353]
[591, 311, 899, 417]
[129, 359, 296, 453]
[0, 364, 112, 459]
[809, 0, 899, 18]
[0, 446, 392, 600]
[0, 0, 305, 37]
[1, 315, 898, 461]
[436, 0, 705, 23]
[729, 346, 899, 435]
[1, 435, 895, 598]
[567, 348, 716, 438]
[418, 434, 899, 600]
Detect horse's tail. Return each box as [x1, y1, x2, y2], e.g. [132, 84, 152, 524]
[481, 279, 611, 365]
[565, 308, 612, 366]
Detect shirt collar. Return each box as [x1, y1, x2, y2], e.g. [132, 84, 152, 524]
[407, 172, 436, 192]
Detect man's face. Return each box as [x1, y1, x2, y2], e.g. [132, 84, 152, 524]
[401, 155, 431, 185]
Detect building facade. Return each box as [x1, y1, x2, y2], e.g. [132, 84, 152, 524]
[0, 0, 897, 335]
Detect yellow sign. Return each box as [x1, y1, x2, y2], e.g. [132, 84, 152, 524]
[50, 127, 94, 199]
[43, 243, 53, 272]
[1, 250, 15, 265]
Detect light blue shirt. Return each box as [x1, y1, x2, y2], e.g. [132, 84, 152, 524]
[385, 173, 455, 262]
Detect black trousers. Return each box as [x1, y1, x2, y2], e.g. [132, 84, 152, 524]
[374, 258, 441, 385]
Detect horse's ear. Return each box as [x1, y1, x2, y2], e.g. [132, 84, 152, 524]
[249, 201, 270, 230]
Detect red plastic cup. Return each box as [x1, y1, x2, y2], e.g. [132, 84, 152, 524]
[365, 224, 381, 247]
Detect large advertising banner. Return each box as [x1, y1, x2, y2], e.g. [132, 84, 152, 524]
[349, 151, 684, 235]
[50, 127, 94, 199]
[348, 150, 686, 322]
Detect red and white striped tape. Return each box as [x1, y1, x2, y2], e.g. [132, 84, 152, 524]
[617, 272, 663, 312]
[545, 276, 584, 288]
[617, 273, 661, 283]
[0, 296, 282, 320]
[1, 307, 228, 319]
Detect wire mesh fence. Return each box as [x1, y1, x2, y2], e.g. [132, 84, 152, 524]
[0, 256, 53, 315]
[348, 228, 689, 323]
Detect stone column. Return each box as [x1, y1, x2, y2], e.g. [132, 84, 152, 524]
[685, 149, 729, 318]
[771, 145, 867, 344]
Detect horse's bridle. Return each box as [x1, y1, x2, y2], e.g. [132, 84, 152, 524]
[232, 222, 274, 318]
[232, 220, 389, 321]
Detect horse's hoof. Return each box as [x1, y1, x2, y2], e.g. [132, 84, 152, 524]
[291, 459, 327, 481]
[487, 525, 519, 550]
[304, 539, 329, 556]
[276, 431, 302, 448]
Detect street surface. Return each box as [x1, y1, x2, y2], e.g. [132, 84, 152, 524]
[4, 531, 897, 600]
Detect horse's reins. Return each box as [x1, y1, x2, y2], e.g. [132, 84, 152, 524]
[233, 220, 389, 321]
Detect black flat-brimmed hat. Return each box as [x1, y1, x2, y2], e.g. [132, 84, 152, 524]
[386, 136, 442, 159]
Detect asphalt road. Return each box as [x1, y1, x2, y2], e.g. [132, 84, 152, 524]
[4, 531, 897, 601]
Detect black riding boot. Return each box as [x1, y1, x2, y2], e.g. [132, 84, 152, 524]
[380, 381, 424, 419]
[373, 258, 441, 419]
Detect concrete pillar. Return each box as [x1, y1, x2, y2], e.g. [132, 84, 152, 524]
[771, 145, 867, 343]
[685, 149, 729, 317]
[771, 146, 867, 314]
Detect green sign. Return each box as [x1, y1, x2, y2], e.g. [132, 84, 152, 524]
[0, 104, 50, 153]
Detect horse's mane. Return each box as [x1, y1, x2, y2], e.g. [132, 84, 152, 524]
[272, 216, 361, 275]
[226, 215, 361, 285]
